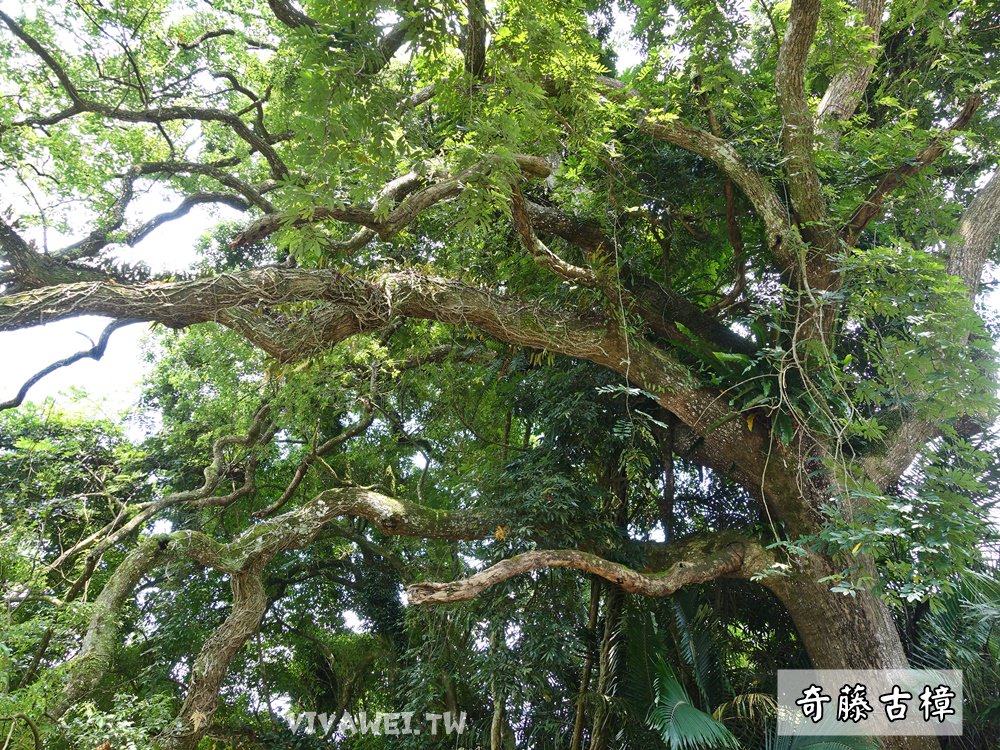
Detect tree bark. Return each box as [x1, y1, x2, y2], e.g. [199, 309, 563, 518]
[156, 572, 268, 750]
[762, 554, 937, 750]
[570, 577, 600, 750]
[588, 584, 623, 750]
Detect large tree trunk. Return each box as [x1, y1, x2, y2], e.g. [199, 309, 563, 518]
[765, 553, 938, 750]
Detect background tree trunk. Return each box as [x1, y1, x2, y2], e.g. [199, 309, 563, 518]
[589, 585, 624, 750]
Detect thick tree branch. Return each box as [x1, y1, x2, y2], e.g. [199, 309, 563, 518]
[521, 199, 607, 253]
[947, 168, 1000, 291]
[217, 304, 368, 362]
[817, 0, 885, 123]
[368, 18, 414, 76]
[53, 538, 172, 717]
[265, 0, 318, 30]
[0, 268, 375, 330]
[774, 0, 827, 234]
[0, 217, 109, 289]
[156, 571, 268, 750]
[463, 0, 487, 77]
[0, 266, 809, 528]
[231, 165, 755, 360]
[622, 268, 757, 358]
[406, 532, 759, 604]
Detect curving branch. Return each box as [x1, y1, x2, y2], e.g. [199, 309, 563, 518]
[174, 28, 275, 52]
[231, 155, 549, 249]
[125, 192, 251, 246]
[133, 159, 275, 213]
[406, 532, 759, 605]
[0, 319, 136, 412]
[59, 191, 251, 264]
[637, 115, 801, 276]
[57, 172, 140, 261]
[56, 476, 762, 748]
[52, 483, 498, 737]
[94, 104, 287, 179]
[211, 70, 268, 135]
[2, 173, 250, 289]
[510, 186, 598, 286]
[231, 169, 424, 249]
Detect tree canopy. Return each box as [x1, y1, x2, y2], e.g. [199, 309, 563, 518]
[0, 0, 999, 749]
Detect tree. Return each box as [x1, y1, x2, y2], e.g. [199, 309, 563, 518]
[0, 1, 998, 749]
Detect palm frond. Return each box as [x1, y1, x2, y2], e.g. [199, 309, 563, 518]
[762, 722, 876, 750]
[647, 659, 741, 749]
